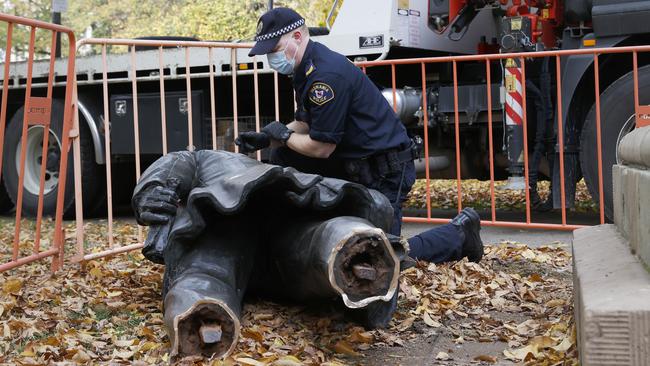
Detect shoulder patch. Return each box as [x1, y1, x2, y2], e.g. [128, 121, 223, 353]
[309, 82, 335, 106]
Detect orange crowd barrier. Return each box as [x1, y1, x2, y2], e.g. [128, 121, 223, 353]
[0, 13, 76, 273]
[70, 38, 282, 262]
[356, 45, 650, 231]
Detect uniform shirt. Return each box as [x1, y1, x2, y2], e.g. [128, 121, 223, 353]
[293, 40, 411, 159]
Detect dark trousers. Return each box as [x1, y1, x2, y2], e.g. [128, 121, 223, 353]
[269, 147, 414, 236]
[407, 223, 464, 263]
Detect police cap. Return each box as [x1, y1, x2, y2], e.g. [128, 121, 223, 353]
[248, 7, 305, 57]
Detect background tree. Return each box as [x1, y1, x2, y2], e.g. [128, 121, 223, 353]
[0, 0, 340, 59]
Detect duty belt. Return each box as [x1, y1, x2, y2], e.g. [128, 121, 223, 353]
[343, 141, 419, 185]
[371, 141, 418, 177]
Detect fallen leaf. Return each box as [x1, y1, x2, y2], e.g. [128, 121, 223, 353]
[272, 355, 303, 366]
[332, 340, 361, 357]
[236, 357, 266, 366]
[2, 278, 22, 294]
[474, 354, 497, 363]
[422, 312, 441, 328]
[436, 351, 450, 360]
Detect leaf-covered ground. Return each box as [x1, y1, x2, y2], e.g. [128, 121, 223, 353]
[406, 179, 597, 212]
[0, 218, 577, 365]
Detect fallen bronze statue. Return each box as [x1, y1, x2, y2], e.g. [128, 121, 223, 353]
[132, 150, 483, 359]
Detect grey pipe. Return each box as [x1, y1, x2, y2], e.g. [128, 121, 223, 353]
[414, 155, 451, 178]
[618, 126, 650, 168]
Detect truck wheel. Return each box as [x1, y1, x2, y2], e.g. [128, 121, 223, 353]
[2, 99, 104, 218]
[580, 65, 650, 220]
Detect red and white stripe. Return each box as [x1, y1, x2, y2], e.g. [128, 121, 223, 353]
[505, 64, 523, 126]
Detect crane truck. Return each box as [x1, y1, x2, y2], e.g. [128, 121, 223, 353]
[1, 0, 649, 220]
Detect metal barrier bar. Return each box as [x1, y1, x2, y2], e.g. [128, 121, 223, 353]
[13, 26, 37, 259]
[253, 56, 262, 161]
[185, 47, 194, 151]
[593, 54, 605, 224]
[102, 45, 114, 249]
[520, 57, 531, 224]
[391, 64, 397, 113]
[485, 59, 496, 222]
[209, 47, 217, 150]
[231, 49, 239, 154]
[159, 47, 169, 155]
[0, 13, 77, 273]
[0, 23, 13, 187]
[403, 216, 582, 231]
[634, 51, 640, 128]
[452, 60, 462, 213]
[420, 62, 432, 219]
[130, 45, 143, 242]
[555, 55, 567, 226]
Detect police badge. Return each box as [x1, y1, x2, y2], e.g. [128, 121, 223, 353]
[309, 82, 335, 106]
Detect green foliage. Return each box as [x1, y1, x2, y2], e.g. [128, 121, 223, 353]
[0, 0, 339, 58]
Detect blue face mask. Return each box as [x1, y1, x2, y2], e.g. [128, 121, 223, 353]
[267, 38, 298, 75]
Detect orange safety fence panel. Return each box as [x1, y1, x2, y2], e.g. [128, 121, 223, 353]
[70, 38, 283, 262]
[355, 45, 650, 231]
[0, 13, 77, 273]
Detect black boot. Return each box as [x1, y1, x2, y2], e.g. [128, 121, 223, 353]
[450, 208, 484, 263]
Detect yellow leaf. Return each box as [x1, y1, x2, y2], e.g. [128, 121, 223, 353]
[139, 341, 159, 352]
[235, 357, 266, 366]
[3, 278, 22, 294]
[242, 328, 265, 343]
[423, 312, 441, 328]
[505, 344, 539, 360]
[545, 299, 564, 307]
[332, 340, 361, 357]
[20, 343, 35, 357]
[530, 336, 555, 349]
[272, 355, 303, 366]
[552, 336, 573, 352]
[72, 349, 92, 363]
[89, 267, 103, 278]
[435, 351, 450, 360]
[397, 316, 416, 331]
[107, 291, 123, 298]
[139, 326, 156, 340]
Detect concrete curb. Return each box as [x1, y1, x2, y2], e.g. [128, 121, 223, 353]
[573, 224, 650, 365]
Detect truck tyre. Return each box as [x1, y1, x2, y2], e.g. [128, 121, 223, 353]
[580, 65, 650, 220]
[2, 99, 104, 218]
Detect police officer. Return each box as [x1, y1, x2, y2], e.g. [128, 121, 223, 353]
[236, 7, 482, 265]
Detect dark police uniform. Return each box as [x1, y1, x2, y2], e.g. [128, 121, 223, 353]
[270, 39, 417, 236]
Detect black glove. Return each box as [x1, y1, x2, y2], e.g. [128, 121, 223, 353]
[235, 131, 270, 154]
[137, 185, 180, 225]
[261, 121, 294, 144]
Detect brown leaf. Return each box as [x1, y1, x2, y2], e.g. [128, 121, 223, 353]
[332, 340, 361, 357]
[474, 354, 497, 363]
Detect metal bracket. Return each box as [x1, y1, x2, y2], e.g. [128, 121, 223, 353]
[25, 96, 52, 126]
